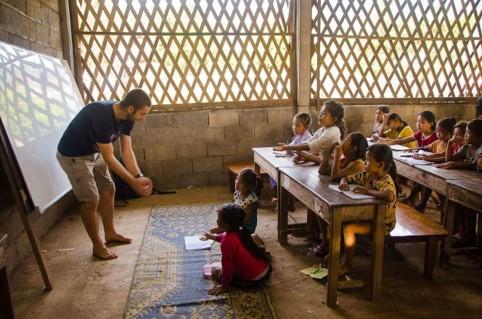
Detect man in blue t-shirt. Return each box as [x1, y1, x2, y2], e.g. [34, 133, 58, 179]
[57, 89, 153, 260]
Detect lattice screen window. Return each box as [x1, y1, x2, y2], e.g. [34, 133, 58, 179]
[71, 0, 294, 108]
[311, 0, 481, 102]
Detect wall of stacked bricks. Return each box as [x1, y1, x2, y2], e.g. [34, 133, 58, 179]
[0, 0, 75, 275]
[132, 104, 475, 190]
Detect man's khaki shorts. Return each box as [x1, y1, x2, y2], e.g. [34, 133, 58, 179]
[56, 152, 115, 202]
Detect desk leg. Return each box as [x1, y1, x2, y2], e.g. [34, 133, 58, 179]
[326, 208, 341, 307]
[278, 184, 289, 245]
[370, 204, 385, 301]
[0, 266, 15, 319]
[442, 200, 456, 264]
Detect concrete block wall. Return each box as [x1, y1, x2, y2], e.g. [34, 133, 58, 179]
[0, 0, 74, 274]
[133, 102, 476, 190]
[0, 0, 63, 58]
[131, 107, 294, 190]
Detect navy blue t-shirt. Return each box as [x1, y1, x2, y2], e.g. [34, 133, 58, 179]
[58, 100, 134, 157]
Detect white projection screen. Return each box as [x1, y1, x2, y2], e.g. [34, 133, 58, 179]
[0, 41, 84, 213]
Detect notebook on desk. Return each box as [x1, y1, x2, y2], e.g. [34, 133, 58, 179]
[328, 184, 375, 200]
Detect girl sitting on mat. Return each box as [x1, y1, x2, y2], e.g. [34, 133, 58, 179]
[338, 144, 397, 276]
[202, 204, 271, 295]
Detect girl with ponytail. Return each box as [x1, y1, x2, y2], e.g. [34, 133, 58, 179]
[202, 204, 271, 295]
[337, 144, 397, 276]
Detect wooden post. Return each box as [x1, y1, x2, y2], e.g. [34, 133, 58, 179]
[58, 0, 74, 69]
[296, 0, 311, 114]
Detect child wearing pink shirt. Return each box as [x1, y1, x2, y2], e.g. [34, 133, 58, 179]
[202, 204, 271, 295]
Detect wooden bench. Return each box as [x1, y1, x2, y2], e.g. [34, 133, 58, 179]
[226, 161, 266, 192]
[389, 202, 448, 278]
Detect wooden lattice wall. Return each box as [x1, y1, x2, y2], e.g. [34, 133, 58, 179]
[71, 0, 295, 110]
[311, 0, 481, 105]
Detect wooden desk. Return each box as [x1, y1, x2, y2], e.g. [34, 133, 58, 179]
[252, 147, 315, 182]
[445, 177, 482, 255]
[393, 157, 481, 259]
[278, 166, 388, 307]
[0, 234, 14, 319]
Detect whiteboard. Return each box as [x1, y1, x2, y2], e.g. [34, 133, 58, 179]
[0, 41, 84, 213]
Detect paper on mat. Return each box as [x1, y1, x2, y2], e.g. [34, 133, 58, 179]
[328, 184, 375, 200]
[184, 236, 213, 250]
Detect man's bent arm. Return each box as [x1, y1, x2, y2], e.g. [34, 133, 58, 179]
[119, 135, 142, 176]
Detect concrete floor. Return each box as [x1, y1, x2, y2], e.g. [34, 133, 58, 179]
[9, 186, 482, 319]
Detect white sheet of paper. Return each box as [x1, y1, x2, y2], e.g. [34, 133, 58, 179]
[402, 157, 432, 165]
[390, 144, 410, 151]
[184, 236, 213, 250]
[328, 184, 375, 200]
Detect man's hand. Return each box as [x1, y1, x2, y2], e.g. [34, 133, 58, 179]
[131, 176, 153, 196]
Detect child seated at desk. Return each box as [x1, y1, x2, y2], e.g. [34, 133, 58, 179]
[413, 117, 457, 163]
[309, 133, 368, 257]
[371, 105, 390, 139]
[437, 119, 482, 247]
[338, 144, 397, 276]
[274, 100, 344, 169]
[437, 119, 482, 170]
[271, 112, 312, 209]
[380, 111, 439, 149]
[410, 117, 457, 212]
[376, 113, 417, 148]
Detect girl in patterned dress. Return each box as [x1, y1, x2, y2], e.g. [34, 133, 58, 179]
[210, 168, 262, 235]
[338, 144, 398, 276]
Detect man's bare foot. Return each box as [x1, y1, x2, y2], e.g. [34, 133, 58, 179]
[93, 245, 117, 260]
[105, 232, 132, 245]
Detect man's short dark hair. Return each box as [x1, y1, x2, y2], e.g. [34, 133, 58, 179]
[120, 89, 151, 110]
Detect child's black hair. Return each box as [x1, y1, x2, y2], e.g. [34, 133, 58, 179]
[294, 112, 311, 128]
[346, 132, 368, 161]
[467, 119, 482, 137]
[437, 117, 456, 134]
[476, 96, 482, 118]
[454, 121, 468, 135]
[218, 204, 271, 262]
[367, 144, 398, 192]
[377, 105, 390, 114]
[418, 110, 437, 131]
[386, 113, 408, 133]
[238, 168, 262, 197]
[324, 100, 345, 140]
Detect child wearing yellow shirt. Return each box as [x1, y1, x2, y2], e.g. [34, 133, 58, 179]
[377, 113, 417, 148]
